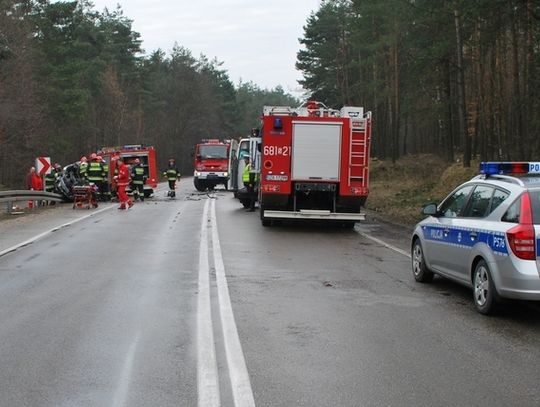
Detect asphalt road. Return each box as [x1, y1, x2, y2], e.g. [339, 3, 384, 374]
[0, 181, 539, 406]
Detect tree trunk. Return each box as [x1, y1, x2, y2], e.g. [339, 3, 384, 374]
[454, 7, 470, 167]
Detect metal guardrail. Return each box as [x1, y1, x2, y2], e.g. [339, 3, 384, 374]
[0, 190, 64, 203]
[1, 190, 65, 213]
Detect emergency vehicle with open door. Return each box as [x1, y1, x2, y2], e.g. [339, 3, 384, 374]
[256, 101, 372, 226]
[230, 137, 250, 191]
[193, 139, 234, 191]
[97, 144, 158, 197]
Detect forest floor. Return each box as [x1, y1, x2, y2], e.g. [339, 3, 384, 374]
[366, 153, 479, 227]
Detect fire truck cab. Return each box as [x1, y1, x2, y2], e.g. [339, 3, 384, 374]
[256, 101, 372, 226]
[193, 139, 232, 191]
[97, 144, 158, 197]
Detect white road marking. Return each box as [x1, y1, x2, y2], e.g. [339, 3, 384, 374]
[0, 205, 116, 257]
[357, 231, 411, 258]
[210, 199, 256, 407]
[197, 199, 221, 407]
[112, 333, 140, 407]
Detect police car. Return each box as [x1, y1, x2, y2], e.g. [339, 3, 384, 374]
[411, 162, 540, 314]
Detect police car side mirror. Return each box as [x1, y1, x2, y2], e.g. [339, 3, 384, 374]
[422, 203, 438, 216]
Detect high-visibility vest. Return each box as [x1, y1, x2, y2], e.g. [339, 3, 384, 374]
[102, 163, 109, 178]
[87, 161, 104, 182]
[44, 172, 56, 191]
[242, 163, 251, 183]
[79, 162, 88, 178]
[132, 165, 145, 185]
[165, 168, 179, 180]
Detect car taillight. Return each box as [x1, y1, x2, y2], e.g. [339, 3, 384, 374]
[506, 192, 536, 260]
[507, 224, 536, 260]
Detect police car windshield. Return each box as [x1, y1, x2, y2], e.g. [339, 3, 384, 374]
[199, 145, 227, 159]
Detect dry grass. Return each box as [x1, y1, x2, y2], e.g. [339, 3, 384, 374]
[366, 154, 478, 226]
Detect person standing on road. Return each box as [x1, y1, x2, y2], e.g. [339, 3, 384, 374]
[163, 158, 180, 198]
[78, 156, 88, 181]
[87, 153, 105, 200]
[100, 156, 111, 201]
[26, 166, 43, 208]
[130, 158, 146, 201]
[44, 170, 55, 193]
[114, 157, 133, 210]
[44, 163, 61, 205]
[242, 156, 256, 212]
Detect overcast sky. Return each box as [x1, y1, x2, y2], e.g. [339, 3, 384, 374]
[89, 0, 321, 97]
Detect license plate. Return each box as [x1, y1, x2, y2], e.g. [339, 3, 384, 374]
[266, 174, 288, 181]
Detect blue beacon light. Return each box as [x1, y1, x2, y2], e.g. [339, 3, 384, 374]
[479, 162, 540, 175]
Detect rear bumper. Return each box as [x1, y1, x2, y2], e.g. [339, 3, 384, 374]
[495, 260, 540, 300]
[497, 276, 540, 300]
[194, 171, 228, 180]
[263, 209, 365, 221]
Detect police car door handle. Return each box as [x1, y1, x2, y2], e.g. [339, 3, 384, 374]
[443, 228, 450, 237]
[470, 231, 478, 240]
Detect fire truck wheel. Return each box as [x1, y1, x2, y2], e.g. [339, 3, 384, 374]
[341, 221, 356, 229]
[260, 206, 271, 226]
[194, 179, 206, 192]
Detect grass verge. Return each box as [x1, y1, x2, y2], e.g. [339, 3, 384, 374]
[366, 154, 478, 227]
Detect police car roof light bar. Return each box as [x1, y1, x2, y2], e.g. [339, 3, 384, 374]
[479, 162, 540, 175]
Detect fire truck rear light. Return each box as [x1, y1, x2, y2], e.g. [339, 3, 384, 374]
[262, 184, 280, 192]
[350, 187, 367, 195]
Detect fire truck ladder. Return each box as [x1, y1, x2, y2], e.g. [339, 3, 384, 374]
[348, 118, 368, 186]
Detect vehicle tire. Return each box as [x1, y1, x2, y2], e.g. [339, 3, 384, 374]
[473, 259, 498, 315]
[411, 238, 434, 283]
[260, 205, 271, 226]
[194, 178, 206, 192]
[341, 221, 356, 229]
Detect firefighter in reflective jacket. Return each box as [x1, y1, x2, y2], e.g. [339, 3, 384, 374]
[78, 156, 88, 180]
[242, 156, 256, 211]
[44, 169, 57, 193]
[100, 156, 111, 201]
[163, 158, 180, 198]
[87, 153, 105, 200]
[131, 158, 146, 201]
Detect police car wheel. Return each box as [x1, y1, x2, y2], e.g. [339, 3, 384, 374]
[412, 239, 433, 283]
[473, 260, 498, 315]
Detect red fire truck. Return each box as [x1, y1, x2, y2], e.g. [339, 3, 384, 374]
[255, 101, 372, 226]
[193, 139, 231, 191]
[97, 144, 158, 197]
